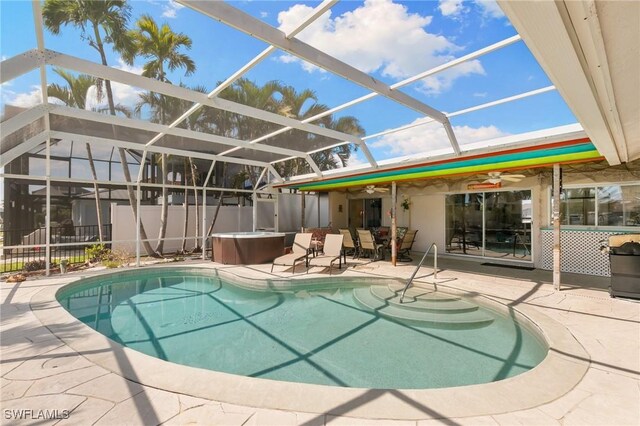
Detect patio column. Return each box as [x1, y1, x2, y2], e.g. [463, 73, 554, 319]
[391, 181, 397, 266]
[136, 184, 141, 267]
[252, 187, 258, 232]
[301, 191, 306, 232]
[553, 163, 562, 291]
[202, 188, 207, 260]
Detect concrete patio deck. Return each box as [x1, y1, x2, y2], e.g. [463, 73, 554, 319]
[1, 256, 638, 425]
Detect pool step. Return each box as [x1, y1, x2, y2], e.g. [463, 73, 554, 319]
[370, 286, 478, 313]
[353, 286, 494, 329]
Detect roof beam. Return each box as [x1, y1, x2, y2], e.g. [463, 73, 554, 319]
[49, 131, 270, 168]
[363, 86, 557, 141]
[144, 0, 337, 155]
[0, 131, 48, 167]
[179, 0, 459, 153]
[0, 104, 47, 138]
[0, 49, 42, 84]
[48, 105, 307, 160]
[45, 50, 361, 145]
[225, 35, 521, 159]
[180, 1, 447, 122]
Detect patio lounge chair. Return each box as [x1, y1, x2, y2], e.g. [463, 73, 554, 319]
[339, 228, 359, 260]
[308, 234, 344, 274]
[271, 233, 312, 273]
[398, 229, 418, 262]
[357, 229, 384, 261]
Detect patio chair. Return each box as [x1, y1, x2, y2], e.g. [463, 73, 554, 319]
[308, 234, 344, 275]
[339, 228, 359, 261]
[398, 229, 418, 262]
[271, 233, 312, 273]
[357, 229, 384, 261]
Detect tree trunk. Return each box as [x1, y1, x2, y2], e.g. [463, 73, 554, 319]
[86, 143, 104, 241]
[206, 190, 225, 238]
[190, 158, 201, 252]
[94, 24, 155, 256]
[181, 159, 189, 253]
[118, 148, 156, 256]
[206, 164, 227, 237]
[155, 154, 169, 255]
[181, 187, 188, 253]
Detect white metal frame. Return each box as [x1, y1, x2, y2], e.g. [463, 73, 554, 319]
[0, 0, 575, 268]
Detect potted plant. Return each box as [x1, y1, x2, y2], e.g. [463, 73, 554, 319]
[401, 196, 411, 211]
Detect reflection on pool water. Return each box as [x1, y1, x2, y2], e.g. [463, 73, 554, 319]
[57, 269, 548, 389]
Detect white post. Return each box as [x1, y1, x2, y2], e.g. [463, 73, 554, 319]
[553, 163, 561, 291]
[274, 193, 279, 232]
[45, 154, 51, 276]
[301, 191, 306, 232]
[391, 181, 397, 266]
[136, 184, 141, 267]
[202, 188, 207, 260]
[252, 189, 258, 232]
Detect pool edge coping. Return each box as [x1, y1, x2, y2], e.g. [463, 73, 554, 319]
[30, 264, 590, 421]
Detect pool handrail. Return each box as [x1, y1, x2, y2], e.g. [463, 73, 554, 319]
[399, 243, 438, 303]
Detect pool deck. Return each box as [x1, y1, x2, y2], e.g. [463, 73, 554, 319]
[1, 256, 639, 425]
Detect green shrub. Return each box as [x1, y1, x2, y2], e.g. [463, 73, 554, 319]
[85, 244, 109, 262]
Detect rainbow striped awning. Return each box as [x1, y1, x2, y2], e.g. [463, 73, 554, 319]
[280, 138, 603, 191]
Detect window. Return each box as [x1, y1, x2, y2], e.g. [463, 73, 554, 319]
[554, 183, 640, 227]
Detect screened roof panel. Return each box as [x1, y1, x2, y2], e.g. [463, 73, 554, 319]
[3, 0, 633, 186]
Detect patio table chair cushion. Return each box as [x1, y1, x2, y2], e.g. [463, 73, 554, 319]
[309, 234, 344, 274]
[357, 229, 384, 260]
[271, 233, 313, 273]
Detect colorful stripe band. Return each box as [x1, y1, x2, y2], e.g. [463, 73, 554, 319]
[283, 139, 603, 191]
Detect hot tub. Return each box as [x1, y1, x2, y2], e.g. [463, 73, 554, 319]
[210, 232, 285, 265]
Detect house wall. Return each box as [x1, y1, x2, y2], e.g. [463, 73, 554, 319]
[329, 192, 348, 229]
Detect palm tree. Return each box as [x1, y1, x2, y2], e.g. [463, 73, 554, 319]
[48, 68, 106, 241]
[42, 0, 157, 257]
[271, 85, 363, 177]
[128, 14, 195, 255]
[218, 79, 281, 187]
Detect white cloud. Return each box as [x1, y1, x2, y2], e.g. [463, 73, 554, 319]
[346, 152, 369, 168]
[161, 0, 184, 19]
[114, 58, 144, 76]
[260, 11, 269, 18]
[85, 58, 144, 111]
[439, 0, 464, 17]
[370, 118, 509, 156]
[277, 0, 484, 95]
[474, 0, 504, 19]
[473, 92, 487, 98]
[2, 85, 43, 108]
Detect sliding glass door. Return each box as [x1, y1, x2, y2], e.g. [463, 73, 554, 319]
[446, 190, 532, 261]
[348, 198, 383, 229]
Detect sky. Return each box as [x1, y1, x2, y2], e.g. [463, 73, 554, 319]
[0, 0, 578, 171]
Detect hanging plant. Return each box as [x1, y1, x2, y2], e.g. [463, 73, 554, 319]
[401, 196, 411, 211]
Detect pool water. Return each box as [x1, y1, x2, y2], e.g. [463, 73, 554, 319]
[58, 269, 548, 389]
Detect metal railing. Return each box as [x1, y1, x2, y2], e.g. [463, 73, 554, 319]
[399, 243, 438, 303]
[1, 224, 112, 273]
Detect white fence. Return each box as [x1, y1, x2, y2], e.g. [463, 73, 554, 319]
[111, 193, 330, 254]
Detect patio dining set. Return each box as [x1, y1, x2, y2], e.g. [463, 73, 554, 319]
[271, 227, 418, 275]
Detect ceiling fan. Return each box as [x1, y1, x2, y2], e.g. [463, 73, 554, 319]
[483, 171, 526, 184]
[363, 185, 389, 194]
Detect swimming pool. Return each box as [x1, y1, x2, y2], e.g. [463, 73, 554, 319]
[57, 268, 548, 389]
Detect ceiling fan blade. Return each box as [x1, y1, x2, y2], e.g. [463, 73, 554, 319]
[501, 176, 523, 182]
[503, 174, 526, 179]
